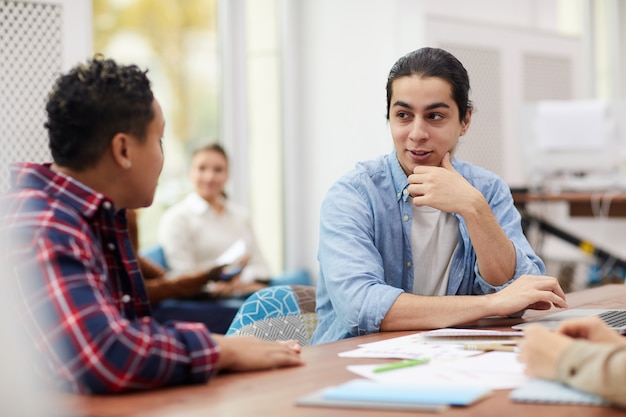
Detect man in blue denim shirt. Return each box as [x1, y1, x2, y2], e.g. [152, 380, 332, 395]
[311, 47, 567, 344]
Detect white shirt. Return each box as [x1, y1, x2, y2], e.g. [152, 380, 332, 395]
[410, 205, 458, 296]
[158, 192, 272, 283]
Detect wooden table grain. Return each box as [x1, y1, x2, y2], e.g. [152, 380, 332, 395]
[48, 284, 626, 417]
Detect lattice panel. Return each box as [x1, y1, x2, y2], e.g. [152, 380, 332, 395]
[0, 0, 62, 192]
[523, 54, 573, 101]
[439, 43, 504, 178]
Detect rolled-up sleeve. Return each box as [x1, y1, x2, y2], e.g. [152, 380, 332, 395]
[557, 341, 626, 408]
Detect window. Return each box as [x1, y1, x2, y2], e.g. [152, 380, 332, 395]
[93, 0, 220, 247]
[93, 0, 286, 274]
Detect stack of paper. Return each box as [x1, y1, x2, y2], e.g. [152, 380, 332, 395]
[339, 328, 521, 360]
[339, 329, 527, 390]
[297, 329, 535, 411]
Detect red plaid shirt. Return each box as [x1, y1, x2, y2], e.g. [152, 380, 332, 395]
[0, 163, 220, 393]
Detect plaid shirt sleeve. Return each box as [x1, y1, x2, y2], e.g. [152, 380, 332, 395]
[3, 182, 221, 394]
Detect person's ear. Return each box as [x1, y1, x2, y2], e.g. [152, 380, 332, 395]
[460, 108, 472, 136]
[110, 133, 133, 169]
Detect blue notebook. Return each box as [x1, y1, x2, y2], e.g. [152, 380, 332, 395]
[296, 379, 492, 412]
[510, 379, 610, 406]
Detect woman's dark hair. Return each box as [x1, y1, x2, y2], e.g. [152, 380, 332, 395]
[191, 142, 229, 164]
[385, 47, 473, 122]
[45, 55, 154, 171]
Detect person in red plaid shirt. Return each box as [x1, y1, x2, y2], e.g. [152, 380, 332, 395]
[0, 56, 302, 394]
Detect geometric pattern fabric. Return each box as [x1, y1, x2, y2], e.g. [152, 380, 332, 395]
[225, 285, 317, 346]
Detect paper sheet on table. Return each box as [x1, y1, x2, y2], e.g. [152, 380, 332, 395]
[339, 329, 521, 359]
[418, 328, 523, 338]
[348, 351, 528, 390]
[339, 338, 477, 360]
[417, 328, 523, 343]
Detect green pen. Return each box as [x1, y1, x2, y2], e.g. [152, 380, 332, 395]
[372, 358, 430, 373]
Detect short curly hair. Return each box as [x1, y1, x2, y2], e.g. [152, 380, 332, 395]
[45, 55, 154, 171]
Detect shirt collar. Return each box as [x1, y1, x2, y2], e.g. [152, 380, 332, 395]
[182, 191, 214, 214]
[9, 162, 114, 219]
[388, 151, 412, 203]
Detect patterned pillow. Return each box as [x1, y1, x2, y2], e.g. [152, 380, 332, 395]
[226, 285, 317, 346]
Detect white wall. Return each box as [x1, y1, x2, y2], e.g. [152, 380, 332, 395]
[60, 0, 93, 69]
[283, 0, 572, 281]
[283, 0, 399, 277]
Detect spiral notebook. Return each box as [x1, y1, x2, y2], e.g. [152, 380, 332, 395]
[510, 379, 610, 406]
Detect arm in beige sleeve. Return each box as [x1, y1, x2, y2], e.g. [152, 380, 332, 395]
[556, 341, 626, 408]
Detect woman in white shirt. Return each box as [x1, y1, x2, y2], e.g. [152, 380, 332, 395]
[158, 143, 270, 298]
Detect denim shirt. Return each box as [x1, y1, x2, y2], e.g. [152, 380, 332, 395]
[311, 151, 545, 344]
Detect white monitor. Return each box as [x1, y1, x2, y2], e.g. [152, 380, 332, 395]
[519, 100, 626, 192]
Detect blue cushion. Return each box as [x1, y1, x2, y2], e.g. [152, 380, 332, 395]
[226, 285, 300, 335]
[225, 285, 317, 344]
[140, 245, 169, 270]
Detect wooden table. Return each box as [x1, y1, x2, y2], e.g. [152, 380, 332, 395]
[49, 284, 626, 417]
[511, 190, 626, 217]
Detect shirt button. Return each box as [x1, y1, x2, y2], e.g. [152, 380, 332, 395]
[102, 201, 112, 210]
[121, 294, 132, 303]
[407, 262, 412, 268]
[403, 215, 409, 222]
[107, 243, 116, 251]
[403, 189, 408, 195]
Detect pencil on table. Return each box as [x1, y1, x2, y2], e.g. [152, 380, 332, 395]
[463, 343, 517, 352]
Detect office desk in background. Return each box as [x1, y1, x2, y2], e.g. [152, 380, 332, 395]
[511, 190, 626, 273]
[49, 284, 626, 417]
[511, 190, 626, 217]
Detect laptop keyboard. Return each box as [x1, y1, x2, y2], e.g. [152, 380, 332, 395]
[597, 310, 626, 328]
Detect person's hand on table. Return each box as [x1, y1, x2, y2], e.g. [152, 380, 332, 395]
[214, 335, 303, 372]
[517, 325, 573, 380]
[487, 274, 568, 315]
[518, 316, 626, 379]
